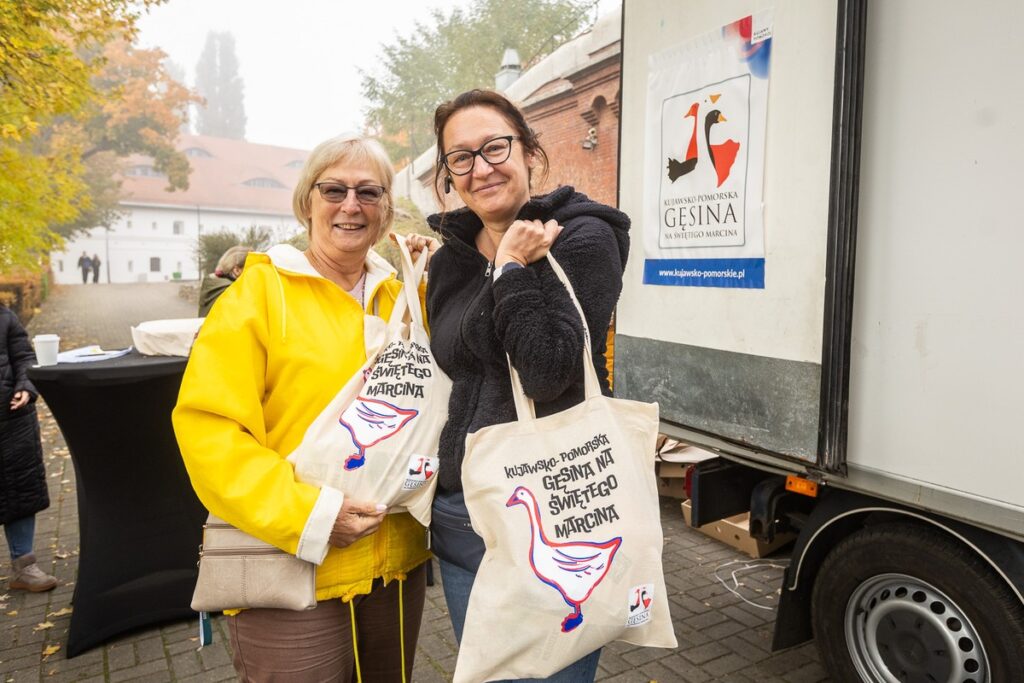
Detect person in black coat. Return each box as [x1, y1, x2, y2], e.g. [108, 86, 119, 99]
[76, 252, 91, 285]
[0, 306, 57, 592]
[404, 89, 630, 683]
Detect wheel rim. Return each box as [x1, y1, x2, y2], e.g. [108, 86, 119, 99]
[845, 573, 989, 683]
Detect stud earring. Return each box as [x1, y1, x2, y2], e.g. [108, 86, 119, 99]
[444, 175, 452, 194]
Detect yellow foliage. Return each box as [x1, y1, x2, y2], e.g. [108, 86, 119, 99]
[0, 0, 187, 271]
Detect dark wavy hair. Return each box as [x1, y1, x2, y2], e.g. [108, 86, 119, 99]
[433, 89, 550, 205]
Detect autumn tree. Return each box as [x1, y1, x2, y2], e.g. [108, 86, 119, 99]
[162, 59, 192, 134]
[195, 31, 246, 139]
[1, 0, 151, 266]
[0, 0, 191, 269]
[361, 0, 596, 162]
[49, 40, 200, 237]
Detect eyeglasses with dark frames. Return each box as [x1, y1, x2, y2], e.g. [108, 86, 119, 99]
[443, 135, 519, 176]
[314, 182, 386, 205]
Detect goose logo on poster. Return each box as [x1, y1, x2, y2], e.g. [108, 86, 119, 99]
[626, 583, 654, 627]
[658, 84, 749, 250]
[403, 454, 438, 490]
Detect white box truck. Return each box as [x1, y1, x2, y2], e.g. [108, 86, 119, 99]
[615, 2, 1024, 681]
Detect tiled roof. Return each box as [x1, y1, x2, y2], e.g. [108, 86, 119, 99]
[119, 134, 309, 215]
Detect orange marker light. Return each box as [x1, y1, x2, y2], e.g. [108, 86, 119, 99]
[785, 475, 819, 497]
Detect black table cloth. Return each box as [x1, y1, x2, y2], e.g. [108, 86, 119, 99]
[28, 352, 207, 657]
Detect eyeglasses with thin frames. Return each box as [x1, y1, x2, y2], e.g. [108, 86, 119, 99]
[314, 182, 386, 205]
[443, 135, 519, 176]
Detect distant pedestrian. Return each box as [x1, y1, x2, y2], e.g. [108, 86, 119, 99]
[76, 252, 91, 285]
[0, 305, 58, 592]
[91, 254, 101, 283]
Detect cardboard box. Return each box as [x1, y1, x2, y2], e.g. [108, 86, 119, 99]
[681, 499, 795, 558]
[657, 461, 689, 479]
[656, 476, 687, 498]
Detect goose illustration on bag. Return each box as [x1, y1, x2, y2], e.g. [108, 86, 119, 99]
[339, 396, 418, 470]
[506, 486, 622, 632]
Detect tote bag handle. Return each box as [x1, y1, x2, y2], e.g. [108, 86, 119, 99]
[385, 237, 428, 330]
[508, 253, 604, 421]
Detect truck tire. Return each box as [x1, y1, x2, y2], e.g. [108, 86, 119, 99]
[810, 522, 1024, 683]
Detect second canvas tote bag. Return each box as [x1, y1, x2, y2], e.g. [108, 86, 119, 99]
[454, 255, 677, 682]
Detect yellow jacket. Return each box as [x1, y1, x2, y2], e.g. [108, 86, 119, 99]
[173, 244, 430, 602]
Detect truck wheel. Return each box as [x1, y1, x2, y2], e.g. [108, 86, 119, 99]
[810, 523, 1024, 683]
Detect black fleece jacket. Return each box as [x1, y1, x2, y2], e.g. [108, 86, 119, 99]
[426, 186, 630, 493]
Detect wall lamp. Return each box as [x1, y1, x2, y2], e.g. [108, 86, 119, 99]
[581, 127, 598, 150]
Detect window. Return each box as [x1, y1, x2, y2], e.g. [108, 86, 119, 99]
[176, 261, 182, 272]
[58, 260, 63, 272]
[286, 159, 305, 169]
[126, 220, 133, 229]
[243, 177, 287, 188]
[125, 165, 165, 178]
[173, 221, 184, 235]
[128, 260, 133, 273]
[152, 221, 157, 230]
[150, 257, 161, 272]
[184, 147, 212, 158]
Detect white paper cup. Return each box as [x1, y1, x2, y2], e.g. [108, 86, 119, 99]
[33, 334, 60, 366]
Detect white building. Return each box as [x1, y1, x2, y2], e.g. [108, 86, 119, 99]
[52, 134, 308, 284]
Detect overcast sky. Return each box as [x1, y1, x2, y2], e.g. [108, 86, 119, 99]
[136, 0, 619, 152]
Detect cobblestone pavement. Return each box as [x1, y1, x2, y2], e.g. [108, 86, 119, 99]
[1, 282, 830, 682]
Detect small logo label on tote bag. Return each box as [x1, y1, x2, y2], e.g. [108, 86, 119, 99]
[626, 583, 654, 627]
[404, 454, 438, 489]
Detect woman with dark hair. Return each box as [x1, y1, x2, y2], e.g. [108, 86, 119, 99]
[409, 89, 631, 682]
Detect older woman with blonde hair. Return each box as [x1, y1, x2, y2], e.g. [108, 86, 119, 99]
[173, 133, 430, 682]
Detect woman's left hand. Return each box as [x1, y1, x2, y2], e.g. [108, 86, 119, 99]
[9, 391, 29, 411]
[392, 233, 440, 269]
[328, 498, 388, 548]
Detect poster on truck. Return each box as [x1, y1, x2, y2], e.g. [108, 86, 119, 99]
[642, 12, 772, 289]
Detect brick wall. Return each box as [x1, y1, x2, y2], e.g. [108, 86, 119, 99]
[524, 56, 621, 208]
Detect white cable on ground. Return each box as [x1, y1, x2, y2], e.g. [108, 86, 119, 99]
[712, 558, 790, 611]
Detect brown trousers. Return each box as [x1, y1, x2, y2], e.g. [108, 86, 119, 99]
[227, 563, 427, 682]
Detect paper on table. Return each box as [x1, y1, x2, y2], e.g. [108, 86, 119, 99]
[56, 345, 133, 363]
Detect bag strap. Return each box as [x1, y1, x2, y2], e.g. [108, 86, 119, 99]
[508, 252, 603, 421]
[386, 238, 428, 330]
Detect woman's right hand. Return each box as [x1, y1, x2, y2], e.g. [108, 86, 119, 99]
[392, 233, 440, 269]
[495, 219, 563, 267]
[329, 499, 388, 548]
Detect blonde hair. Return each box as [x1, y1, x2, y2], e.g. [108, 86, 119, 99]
[292, 133, 395, 243]
[215, 245, 252, 275]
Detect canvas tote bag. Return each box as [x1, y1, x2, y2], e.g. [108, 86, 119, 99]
[287, 238, 451, 526]
[454, 255, 677, 682]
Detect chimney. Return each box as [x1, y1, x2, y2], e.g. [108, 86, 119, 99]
[495, 48, 522, 92]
